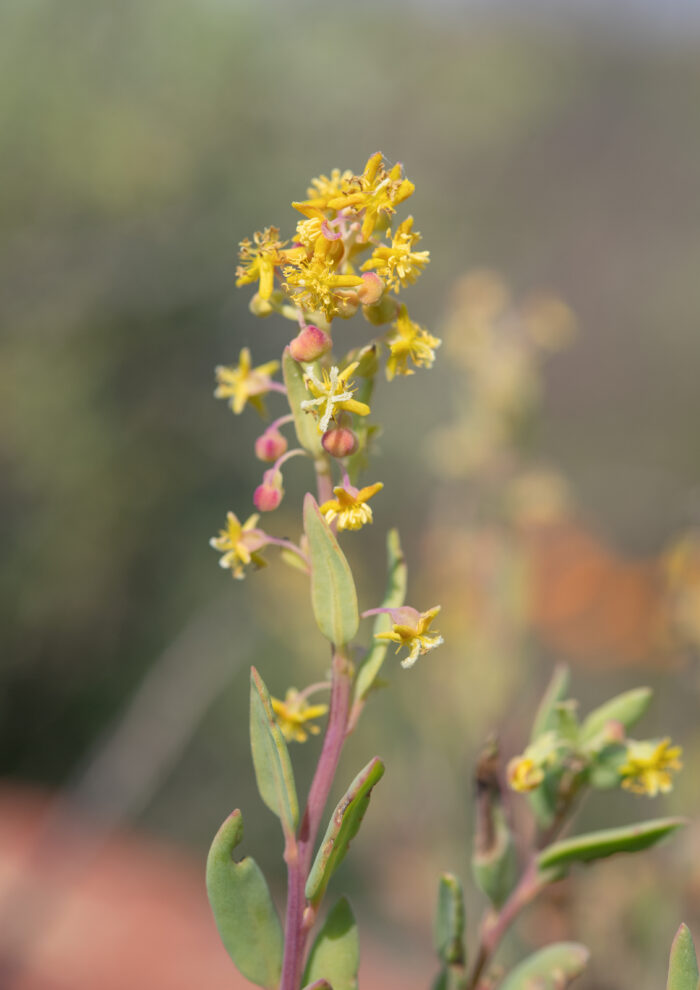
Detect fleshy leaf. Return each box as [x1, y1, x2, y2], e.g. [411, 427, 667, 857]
[283, 348, 323, 456]
[499, 942, 589, 990]
[250, 667, 299, 836]
[303, 897, 359, 990]
[588, 742, 627, 789]
[434, 873, 466, 966]
[353, 529, 407, 704]
[302, 982, 332, 990]
[472, 805, 518, 909]
[306, 757, 385, 906]
[580, 687, 652, 744]
[531, 665, 570, 742]
[527, 771, 560, 829]
[206, 810, 284, 990]
[538, 817, 686, 877]
[667, 924, 699, 990]
[304, 494, 359, 646]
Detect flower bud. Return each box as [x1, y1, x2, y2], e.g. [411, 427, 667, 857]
[255, 428, 288, 462]
[289, 325, 332, 363]
[357, 271, 385, 306]
[362, 294, 400, 326]
[253, 469, 284, 512]
[322, 425, 358, 459]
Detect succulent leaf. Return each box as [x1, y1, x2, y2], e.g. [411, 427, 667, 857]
[499, 942, 589, 990]
[250, 667, 299, 835]
[538, 817, 686, 877]
[303, 897, 359, 990]
[353, 529, 407, 703]
[206, 810, 284, 989]
[306, 757, 385, 906]
[304, 494, 359, 645]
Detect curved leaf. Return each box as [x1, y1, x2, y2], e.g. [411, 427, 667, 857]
[206, 809, 284, 989]
[434, 873, 466, 966]
[250, 667, 299, 836]
[580, 687, 652, 744]
[353, 529, 407, 704]
[531, 665, 570, 742]
[538, 817, 686, 877]
[304, 494, 359, 646]
[283, 348, 323, 456]
[499, 942, 589, 990]
[667, 924, 699, 990]
[303, 897, 359, 990]
[306, 757, 385, 906]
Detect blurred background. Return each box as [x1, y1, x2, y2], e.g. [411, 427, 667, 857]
[2, 1, 700, 987]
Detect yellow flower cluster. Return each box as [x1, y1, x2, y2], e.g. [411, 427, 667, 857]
[235, 153, 439, 382]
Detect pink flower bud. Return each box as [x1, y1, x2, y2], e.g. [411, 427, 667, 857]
[357, 271, 385, 305]
[322, 426, 358, 459]
[253, 470, 284, 512]
[255, 428, 288, 462]
[289, 325, 332, 363]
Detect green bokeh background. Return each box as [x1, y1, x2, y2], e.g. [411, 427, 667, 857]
[2, 2, 700, 987]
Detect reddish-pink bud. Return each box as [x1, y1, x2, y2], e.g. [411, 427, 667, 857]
[289, 325, 332, 363]
[253, 470, 284, 512]
[357, 272, 385, 305]
[255, 428, 288, 462]
[322, 426, 358, 459]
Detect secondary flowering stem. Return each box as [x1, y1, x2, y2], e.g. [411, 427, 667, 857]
[280, 648, 354, 990]
[466, 789, 580, 990]
[466, 861, 545, 990]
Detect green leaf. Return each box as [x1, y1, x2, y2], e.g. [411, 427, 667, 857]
[499, 942, 589, 990]
[434, 873, 466, 966]
[667, 924, 699, 990]
[303, 897, 359, 990]
[527, 771, 561, 829]
[538, 817, 687, 877]
[282, 348, 323, 456]
[304, 494, 359, 646]
[587, 742, 627, 789]
[531, 665, 570, 742]
[306, 757, 385, 906]
[250, 667, 299, 835]
[206, 810, 284, 989]
[353, 529, 407, 704]
[472, 805, 519, 909]
[580, 687, 652, 744]
[302, 982, 332, 990]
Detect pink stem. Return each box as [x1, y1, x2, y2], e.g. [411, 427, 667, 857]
[272, 448, 309, 473]
[270, 413, 295, 431]
[280, 650, 353, 990]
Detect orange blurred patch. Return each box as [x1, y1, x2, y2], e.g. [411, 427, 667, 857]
[523, 519, 679, 668]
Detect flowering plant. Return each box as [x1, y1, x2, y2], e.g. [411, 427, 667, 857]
[204, 155, 687, 990]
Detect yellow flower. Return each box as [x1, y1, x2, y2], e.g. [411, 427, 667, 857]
[210, 511, 268, 579]
[507, 757, 545, 793]
[305, 168, 354, 207]
[271, 688, 329, 743]
[214, 348, 280, 416]
[385, 305, 441, 381]
[283, 255, 363, 321]
[374, 605, 443, 668]
[301, 362, 371, 433]
[327, 153, 415, 240]
[619, 738, 683, 796]
[361, 216, 430, 291]
[320, 482, 383, 531]
[506, 733, 560, 794]
[236, 227, 305, 300]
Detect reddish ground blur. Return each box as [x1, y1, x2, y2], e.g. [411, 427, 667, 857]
[0, 783, 427, 990]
